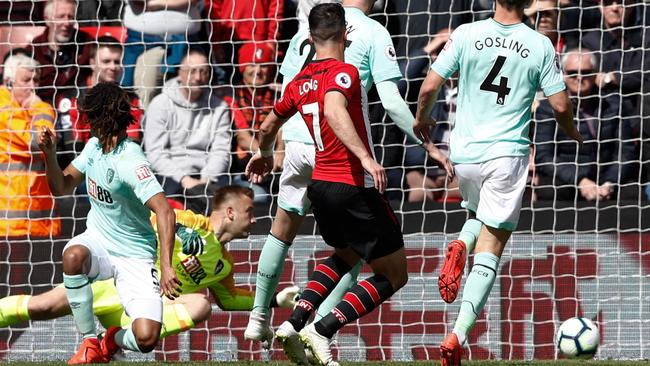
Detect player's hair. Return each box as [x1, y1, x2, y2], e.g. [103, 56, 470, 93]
[180, 47, 210, 66]
[212, 186, 255, 210]
[308, 3, 346, 44]
[44, 0, 77, 19]
[3, 54, 39, 84]
[78, 82, 134, 149]
[561, 48, 597, 69]
[496, 0, 533, 11]
[89, 36, 123, 60]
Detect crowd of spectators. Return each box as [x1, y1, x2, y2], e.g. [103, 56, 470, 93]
[0, 0, 649, 238]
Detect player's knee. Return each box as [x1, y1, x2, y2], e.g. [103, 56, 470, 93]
[196, 296, 212, 323]
[391, 270, 408, 291]
[183, 294, 212, 323]
[135, 332, 159, 353]
[62, 246, 90, 274]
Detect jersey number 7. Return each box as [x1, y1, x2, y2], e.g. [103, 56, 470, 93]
[302, 102, 325, 151]
[480, 55, 511, 105]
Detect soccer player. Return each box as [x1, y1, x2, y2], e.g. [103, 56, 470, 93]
[247, 3, 408, 366]
[37, 82, 181, 364]
[245, 0, 453, 345]
[0, 186, 299, 343]
[413, 1, 582, 365]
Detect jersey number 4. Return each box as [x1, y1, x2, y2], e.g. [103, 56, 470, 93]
[480, 55, 511, 105]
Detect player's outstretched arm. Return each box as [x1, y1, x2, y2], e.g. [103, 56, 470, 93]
[377, 80, 454, 180]
[246, 110, 287, 184]
[324, 91, 387, 193]
[147, 193, 182, 300]
[376, 80, 422, 144]
[37, 126, 84, 196]
[414, 70, 447, 143]
[547, 91, 583, 144]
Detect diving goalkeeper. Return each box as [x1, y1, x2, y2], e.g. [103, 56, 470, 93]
[0, 186, 298, 342]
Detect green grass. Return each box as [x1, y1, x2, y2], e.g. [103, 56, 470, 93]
[2, 361, 650, 366]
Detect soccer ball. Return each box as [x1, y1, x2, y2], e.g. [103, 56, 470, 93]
[556, 317, 600, 358]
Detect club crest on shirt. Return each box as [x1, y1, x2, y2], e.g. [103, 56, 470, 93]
[335, 72, 352, 89]
[135, 165, 153, 181]
[385, 45, 397, 61]
[58, 98, 72, 114]
[106, 168, 115, 184]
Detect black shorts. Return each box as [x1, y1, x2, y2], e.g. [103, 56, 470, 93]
[307, 180, 404, 262]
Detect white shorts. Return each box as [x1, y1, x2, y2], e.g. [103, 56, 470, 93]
[454, 156, 529, 231]
[277, 141, 315, 216]
[63, 229, 163, 322]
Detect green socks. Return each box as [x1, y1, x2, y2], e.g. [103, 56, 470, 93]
[0, 295, 31, 327]
[315, 261, 362, 321]
[453, 252, 500, 345]
[458, 218, 482, 254]
[115, 328, 141, 352]
[252, 234, 290, 316]
[63, 274, 96, 339]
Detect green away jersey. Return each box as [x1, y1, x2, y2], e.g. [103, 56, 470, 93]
[431, 18, 565, 164]
[279, 6, 403, 143]
[72, 137, 163, 259]
[153, 210, 254, 310]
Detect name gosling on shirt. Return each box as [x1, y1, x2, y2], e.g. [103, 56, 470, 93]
[475, 36, 530, 59]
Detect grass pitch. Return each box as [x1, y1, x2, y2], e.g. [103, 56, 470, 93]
[3, 361, 650, 366]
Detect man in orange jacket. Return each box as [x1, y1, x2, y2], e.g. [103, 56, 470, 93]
[0, 53, 60, 238]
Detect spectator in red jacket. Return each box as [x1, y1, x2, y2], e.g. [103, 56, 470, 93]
[205, 0, 283, 68]
[56, 36, 143, 168]
[223, 42, 279, 203]
[226, 42, 281, 174]
[28, 0, 92, 104]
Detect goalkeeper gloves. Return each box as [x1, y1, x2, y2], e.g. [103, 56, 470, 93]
[175, 223, 204, 256]
[271, 285, 301, 309]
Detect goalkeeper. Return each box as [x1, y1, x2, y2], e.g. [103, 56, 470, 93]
[0, 186, 299, 341]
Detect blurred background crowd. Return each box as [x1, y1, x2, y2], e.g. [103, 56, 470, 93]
[0, 0, 648, 240]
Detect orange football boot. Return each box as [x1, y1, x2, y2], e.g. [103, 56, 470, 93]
[67, 337, 107, 365]
[100, 326, 121, 361]
[438, 240, 467, 303]
[440, 332, 463, 366]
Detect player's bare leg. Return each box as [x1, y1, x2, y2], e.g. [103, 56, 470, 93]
[0, 286, 72, 327]
[161, 294, 211, 337]
[441, 226, 510, 366]
[438, 213, 482, 303]
[301, 248, 408, 366]
[96, 293, 211, 346]
[63, 244, 106, 364]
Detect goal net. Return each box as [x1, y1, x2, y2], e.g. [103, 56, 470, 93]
[0, 0, 649, 361]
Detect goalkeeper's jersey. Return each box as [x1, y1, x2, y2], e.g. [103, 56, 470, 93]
[431, 18, 565, 164]
[153, 210, 254, 310]
[279, 6, 402, 144]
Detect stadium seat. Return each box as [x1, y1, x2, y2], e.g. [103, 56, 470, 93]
[79, 26, 127, 43]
